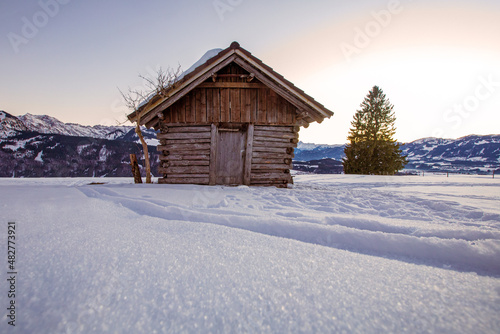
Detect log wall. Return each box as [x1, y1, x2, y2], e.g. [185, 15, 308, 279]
[157, 125, 212, 185]
[157, 124, 297, 187]
[250, 125, 296, 187]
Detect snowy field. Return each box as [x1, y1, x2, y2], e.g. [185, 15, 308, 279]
[1, 174, 499, 333]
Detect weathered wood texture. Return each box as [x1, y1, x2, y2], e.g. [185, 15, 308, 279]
[209, 124, 218, 185]
[161, 87, 296, 126]
[243, 124, 254, 185]
[215, 129, 246, 185]
[130, 154, 142, 184]
[157, 125, 211, 185]
[160, 64, 299, 127]
[158, 177, 209, 185]
[156, 124, 296, 187]
[248, 125, 296, 187]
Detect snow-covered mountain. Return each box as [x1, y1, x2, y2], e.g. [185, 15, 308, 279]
[401, 135, 500, 173]
[0, 111, 161, 177]
[0, 111, 159, 144]
[0, 131, 161, 177]
[402, 135, 500, 162]
[0, 110, 28, 136]
[295, 142, 345, 161]
[17, 113, 131, 140]
[1, 111, 499, 176]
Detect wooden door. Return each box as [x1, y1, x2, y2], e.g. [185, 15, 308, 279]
[216, 128, 246, 185]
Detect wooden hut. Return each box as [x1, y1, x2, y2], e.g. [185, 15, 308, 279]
[127, 42, 333, 187]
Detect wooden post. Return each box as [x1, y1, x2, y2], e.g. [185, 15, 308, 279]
[209, 124, 218, 185]
[243, 124, 254, 185]
[130, 154, 142, 184]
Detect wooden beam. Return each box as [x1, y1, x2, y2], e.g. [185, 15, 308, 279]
[166, 154, 210, 161]
[252, 151, 294, 159]
[245, 135, 298, 144]
[251, 164, 292, 170]
[230, 89, 241, 122]
[159, 166, 210, 174]
[252, 146, 287, 154]
[252, 158, 291, 164]
[163, 125, 211, 132]
[243, 124, 254, 185]
[198, 82, 267, 89]
[164, 160, 209, 167]
[158, 143, 211, 151]
[158, 132, 211, 140]
[162, 138, 211, 145]
[159, 177, 209, 185]
[209, 124, 218, 185]
[252, 169, 291, 175]
[166, 173, 210, 178]
[255, 125, 298, 132]
[145, 118, 159, 129]
[251, 173, 291, 180]
[250, 179, 289, 184]
[253, 130, 298, 139]
[296, 119, 309, 128]
[253, 140, 297, 148]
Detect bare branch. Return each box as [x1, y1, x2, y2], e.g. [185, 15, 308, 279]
[119, 65, 183, 184]
[138, 65, 182, 102]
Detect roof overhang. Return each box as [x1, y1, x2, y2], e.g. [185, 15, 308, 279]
[127, 42, 333, 128]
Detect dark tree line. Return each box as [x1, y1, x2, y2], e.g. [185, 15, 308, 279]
[0, 133, 160, 177]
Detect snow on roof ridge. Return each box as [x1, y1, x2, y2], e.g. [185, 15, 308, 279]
[178, 48, 223, 80]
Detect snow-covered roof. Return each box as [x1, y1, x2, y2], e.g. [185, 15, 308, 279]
[178, 48, 223, 80]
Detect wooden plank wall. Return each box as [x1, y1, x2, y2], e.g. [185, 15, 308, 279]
[157, 124, 298, 187]
[161, 87, 297, 126]
[157, 125, 212, 185]
[250, 125, 297, 187]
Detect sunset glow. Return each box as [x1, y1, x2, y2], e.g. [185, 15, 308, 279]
[1, 0, 498, 144]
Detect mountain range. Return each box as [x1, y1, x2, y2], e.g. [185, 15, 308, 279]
[294, 135, 500, 174]
[1, 110, 499, 177]
[0, 111, 159, 177]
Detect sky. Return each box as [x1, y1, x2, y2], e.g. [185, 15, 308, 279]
[1, 0, 499, 145]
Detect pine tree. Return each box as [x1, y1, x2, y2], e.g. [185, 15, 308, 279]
[343, 86, 407, 175]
